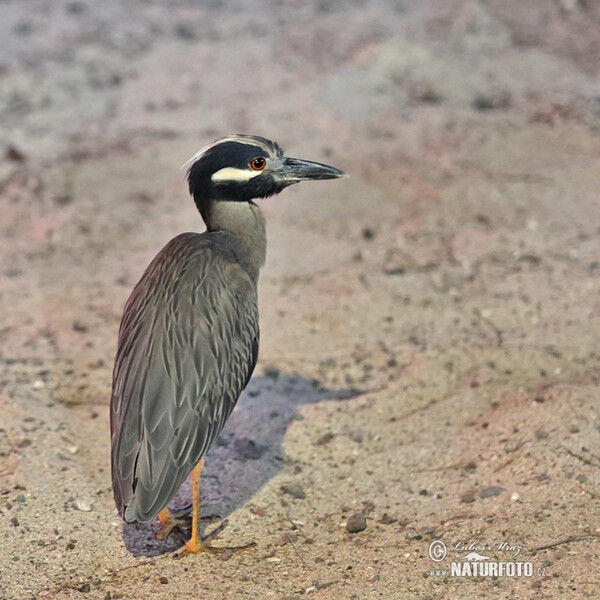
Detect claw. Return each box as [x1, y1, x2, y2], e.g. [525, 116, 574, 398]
[156, 506, 221, 540]
[174, 519, 256, 558]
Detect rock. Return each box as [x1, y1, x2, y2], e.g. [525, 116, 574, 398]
[460, 490, 476, 503]
[441, 269, 465, 292]
[348, 430, 363, 444]
[72, 320, 88, 333]
[346, 512, 367, 533]
[362, 227, 376, 240]
[5, 145, 25, 161]
[263, 365, 280, 379]
[315, 432, 334, 446]
[479, 486, 505, 499]
[379, 513, 397, 525]
[233, 437, 267, 460]
[280, 483, 306, 500]
[75, 496, 93, 511]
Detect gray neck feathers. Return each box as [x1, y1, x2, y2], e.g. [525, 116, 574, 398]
[205, 201, 267, 284]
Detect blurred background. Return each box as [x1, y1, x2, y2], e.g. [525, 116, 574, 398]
[1, 1, 599, 598]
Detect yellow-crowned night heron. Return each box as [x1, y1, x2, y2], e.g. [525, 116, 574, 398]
[110, 135, 346, 556]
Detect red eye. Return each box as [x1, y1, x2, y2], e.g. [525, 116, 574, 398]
[250, 157, 266, 171]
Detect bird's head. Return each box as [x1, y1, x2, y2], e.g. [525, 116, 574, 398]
[186, 135, 346, 222]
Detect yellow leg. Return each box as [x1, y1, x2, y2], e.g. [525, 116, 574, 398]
[185, 458, 204, 553]
[175, 458, 256, 557]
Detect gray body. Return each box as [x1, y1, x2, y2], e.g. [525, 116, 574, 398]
[110, 135, 345, 524]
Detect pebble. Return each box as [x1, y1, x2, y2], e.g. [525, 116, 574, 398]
[233, 437, 267, 460]
[5, 145, 26, 161]
[346, 512, 367, 533]
[378, 513, 397, 525]
[479, 486, 505, 499]
[263, 365, 280, 379]
[72, 320, 88, 332]
[460, 490, 476, 503]
[315, 432, 334, 446]
[78, 583, 91, 593]
[75, 497, 93, 511]
[348, 430, 363, 444]
[280, 483, 306, 500]
[159, 576, 168, 584]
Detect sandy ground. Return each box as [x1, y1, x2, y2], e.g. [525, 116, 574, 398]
[1, 1, 600, 598]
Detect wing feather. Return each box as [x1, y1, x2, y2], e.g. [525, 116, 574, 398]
[110, 232, 259, 522]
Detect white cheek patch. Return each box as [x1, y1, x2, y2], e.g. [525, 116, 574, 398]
[211, 167, 262, 182]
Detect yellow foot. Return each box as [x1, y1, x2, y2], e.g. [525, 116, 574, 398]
[174, 520, 256, 558]
[156, 506, 220, 541]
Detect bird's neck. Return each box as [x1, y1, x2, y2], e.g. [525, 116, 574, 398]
[204, 201, 267, 284]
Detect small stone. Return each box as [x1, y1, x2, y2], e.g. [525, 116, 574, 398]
[479, 486, 505, 499]
[72, 320, 88, 333]
[535, 428, 549, 440]
[32, 380, 45, 390]
[263, 365, 280, 379]
[16, 439, 31, 448]
[510, 492, 520, 502]
[362, 227, 375, 240]
[460, 490, 476, 504]
[348, 430, 363, 444]
[346, 513, 367, 533]
[10, 517, 19, 527]
[576, 474, 588, 483]
[174, 23, 199, 40]
[15, 494, 26, 503]
[233, 437, 267, 460]
[315, 432, 334, 446]
[274, 532, 297, 546]
[5, 145, 25, 161]
[79, 583, 91, 593]
[159, 576, 168, 584]
[280, 483, 306, 500]
[379, 513, 397, 525]
[441, 270, 464, 292]
[75, 497, 93, 511]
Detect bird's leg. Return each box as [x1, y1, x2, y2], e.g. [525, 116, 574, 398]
[175, 458, 256, 558]
[156, 501, 220, 540]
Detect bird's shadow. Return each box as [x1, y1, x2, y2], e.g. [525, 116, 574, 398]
[121, 373, 360, 557]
